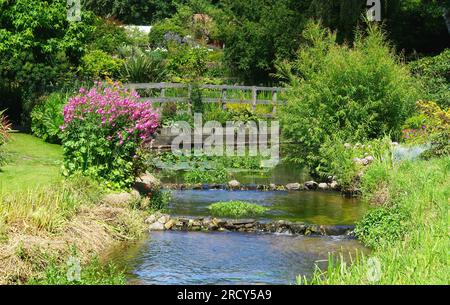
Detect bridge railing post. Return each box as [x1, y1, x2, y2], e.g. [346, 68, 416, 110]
[252, 86, 257, 112]
[221, 88, 227, 110]
[272, 91, 277, 116]
[188, 84, 192, 114]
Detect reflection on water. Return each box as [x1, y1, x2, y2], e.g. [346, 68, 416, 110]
[110, 231, 366, 285]
[160, 161, 311, 185]
[169, 190, 366, 225]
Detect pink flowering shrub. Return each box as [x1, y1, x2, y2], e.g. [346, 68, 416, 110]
[61, 83, 159, 189]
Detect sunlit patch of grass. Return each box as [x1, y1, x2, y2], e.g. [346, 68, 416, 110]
[301, 157, 449, 284]
[0, 133, 63, 193]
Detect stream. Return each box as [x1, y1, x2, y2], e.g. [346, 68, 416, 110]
[109, 187, 368, 285]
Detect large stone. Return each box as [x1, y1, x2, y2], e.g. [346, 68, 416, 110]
[164, 219, 175, 230]
[134, 173, 161, 195]
[353, 157, 364, 165]
[286, 183, 302, 191]
[318, 183, 329, 190]
[149, 221, 165, 231]
[228, 180, 241, 189]
[304, 181, 318, 190]
[329, 181, 339, 190]
[144, 214, 158, 224]
[157, 215, 170, 224]
[139, 173, 161, 188]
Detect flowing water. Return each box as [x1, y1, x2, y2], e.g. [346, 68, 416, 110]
[109, 231, 366, 285]
[110, 188, 368, 284]
[169, 189, 366, 225]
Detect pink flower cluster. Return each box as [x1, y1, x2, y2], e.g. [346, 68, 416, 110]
[62, 83, 159, 144]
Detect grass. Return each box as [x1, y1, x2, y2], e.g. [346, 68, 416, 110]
[0, 133, 148, 284]
[27, 256, 126, 285]
[208, 201, 269, 218]
[0, 133, 63, 193]
[0, 177, 147, 284]
[301, 156, 449, 284]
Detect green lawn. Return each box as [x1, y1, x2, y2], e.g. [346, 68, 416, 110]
[0, 133, 63, 193]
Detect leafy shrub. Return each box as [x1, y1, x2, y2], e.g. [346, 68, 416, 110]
[120, 48, 167, 83]
[402, 100, 450, 143]
[183, 167, 229, 184]
[61, 83, 159, 190]
[31, 92, 68, 143]
[190, 84, 204, 113]
[148, 189, 171, 212]
[420, 129, 450, 159]
[79, 50, 124, 80]
[208, 201, 268, 218]
[355, 206, 410, 249]
[409, 49, 450, 108]
[166, 44, 210, 80]
[279, 22, 417, 173]
[316, 136, 392, 190]
[89, 18, 130, 54]
[0, 0, 96, 125]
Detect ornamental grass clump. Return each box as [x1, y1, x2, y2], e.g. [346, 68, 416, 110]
[61, 83, 159, 189]
[208, 201, 268, 218]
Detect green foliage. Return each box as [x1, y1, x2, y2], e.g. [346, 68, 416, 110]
[280, 22, 417, 172]
[88, 17, 130, 54]
[190, 84, 204, 113]
[355, 206, 409, 248]
[61, 85, 159, 190]
[316, 137, 392, 190]
[0, 0, 96, 124]
[420, 129, 450, 159]
[148, 189, 171, 211]
[305, 157, 449, 284]
[166, 44, 210, 80]
[119, 48, 167, 83]
[30, 92, 68, 144]
[84, 0, 182, 25]
[402, 101, 450, 156]
[79, 49, 124, 80]
[220, 0, 308, 83]
[183, 167, 229, 184]
[153, 150, 265, 172]
[149, 0, 221, 47]
[208, 201, 268, 218]
[28, 256, 126, 285]
[410, 49, 450, 108]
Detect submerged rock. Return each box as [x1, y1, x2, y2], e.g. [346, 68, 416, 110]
[329, 181, 339, 190]
[318, 183, 329, 190]
[304, 181, 318, 190]
[228, 180, 241, 189]
[149, 221, 165, 231]
[286, 183, 302, 191]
